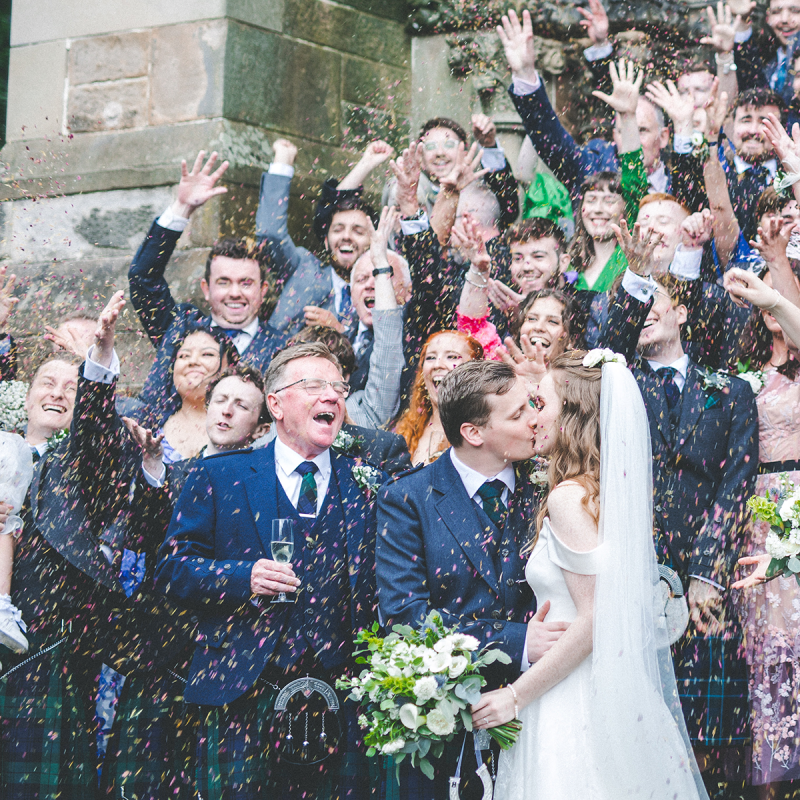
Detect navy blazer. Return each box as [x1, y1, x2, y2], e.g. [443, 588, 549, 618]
[154, 441, 382, 706]
[129, 220, 288, 413]
[376, 452, 538, 687]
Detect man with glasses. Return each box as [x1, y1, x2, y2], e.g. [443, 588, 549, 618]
[156, 342, 386, 800]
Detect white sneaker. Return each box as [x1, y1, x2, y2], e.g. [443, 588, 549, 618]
[0, 604, 28, 653]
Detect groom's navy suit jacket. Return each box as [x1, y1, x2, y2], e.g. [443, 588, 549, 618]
[376, 451, 538, 687]
[154, 440, 381, 707]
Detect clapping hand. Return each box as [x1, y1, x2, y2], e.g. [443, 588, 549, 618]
[611, 219, 662, 277]
[592, 59, 643, 117]
[578, 0, 610, 47]
[122, 416, 165, 481]
[497, 9, 538, 84]
[700, 2, 740, 54]
[0, 265, 18, 330]
[173, 151, 229, 218]
[762, 113, 800, 176]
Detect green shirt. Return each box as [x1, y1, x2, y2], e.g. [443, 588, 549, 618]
[574, 244, 627, 292]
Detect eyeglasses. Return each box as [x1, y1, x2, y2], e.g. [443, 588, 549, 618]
[274, 378, 351, 398]
[422, 139, 458, 151]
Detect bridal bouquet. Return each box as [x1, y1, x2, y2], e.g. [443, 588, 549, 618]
[0, 381, 28, 433]
[336, 611, 522, 780]
[747, 474, 800, 583]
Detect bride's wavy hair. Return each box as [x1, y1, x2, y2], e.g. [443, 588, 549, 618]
[532, 350, 602, 546]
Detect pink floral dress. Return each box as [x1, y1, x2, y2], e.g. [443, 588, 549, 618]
[741, 367, 800, 784]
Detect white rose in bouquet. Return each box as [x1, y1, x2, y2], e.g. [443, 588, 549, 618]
[423, 650, 452, 673]
[413, 677, 438, 704]
[426, 708, 455, 736]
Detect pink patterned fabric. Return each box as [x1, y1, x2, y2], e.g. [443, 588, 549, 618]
[456, 311, 505, 361]
[740, 367, 800, 785]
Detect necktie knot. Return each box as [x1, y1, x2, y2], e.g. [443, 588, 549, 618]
[295, 461, 319, 478]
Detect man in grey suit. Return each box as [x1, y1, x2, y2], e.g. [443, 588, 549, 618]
[256, 139, 377, 337]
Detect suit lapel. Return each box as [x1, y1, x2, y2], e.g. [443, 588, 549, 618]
[331, 451, 368, 597]
[637, 361, 672, 447]
[673, 364, 707, 452]
[243, 441, 279, 557]
[433, 455, 501, 596]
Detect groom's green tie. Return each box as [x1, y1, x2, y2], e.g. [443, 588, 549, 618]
[476, 479, 507, 531]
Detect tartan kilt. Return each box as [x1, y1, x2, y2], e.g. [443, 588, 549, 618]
[0, 629, 98, 800]
[673, 620, 750, 748]
[100, 661, 198, 800]
[195, 678, 382, 800]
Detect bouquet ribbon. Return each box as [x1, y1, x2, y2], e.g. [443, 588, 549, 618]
[449, 732, 493, 800]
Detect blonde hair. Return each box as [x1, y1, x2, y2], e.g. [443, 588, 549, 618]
[531, 351, 602, 549]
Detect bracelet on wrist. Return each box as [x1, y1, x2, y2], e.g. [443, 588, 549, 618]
[507, 684, 519, 720]
[764, 289, 783, 311]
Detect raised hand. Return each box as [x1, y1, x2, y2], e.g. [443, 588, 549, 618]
[611, 219, 662, 276]
[173, 151, 229, 218]
[302, 305, 344, 333]
[723, 267, 781, 309]
[501, 334, 548, 383]
[763, 113, 800, 175]
[43, 320, 95, 359]
[451, 213, 487, 269]
[750, 216, 791, 265]
[471, 114, 497, 148]
[681, 208, 715, 249]
[592, 59, 642, 116]
[700, 2, 740, 54]
[645, 80, 694, 138]
[439, 141, 487, 194]
[488, 279, 525, 315]
[359, 140, 394, 171]
[389, 144, 423, 217]
[93, 290, 126, 368]
[701, 78, 729, 138]
[0, 265, 18, 330]
[497, 9, 537, 83]
[272, 138, 298, 167]
[122, 416, 165, 480]
[369, 205, 399, 268]
[577, 0, 610, 46]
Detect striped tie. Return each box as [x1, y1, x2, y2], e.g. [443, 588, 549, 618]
[295, 461, 319, 517]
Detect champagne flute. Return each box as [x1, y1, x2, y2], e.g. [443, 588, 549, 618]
[271, 519, 296, 603]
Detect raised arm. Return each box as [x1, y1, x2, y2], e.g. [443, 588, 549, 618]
[749, 216, 800, 309]
[129, 151, 229, 347]
[700, 2, 742, 108]
[472, 114, 520, 228]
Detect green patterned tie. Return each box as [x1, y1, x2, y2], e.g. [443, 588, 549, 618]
[476, 480, 507, 530]
[295, 462, 319, 517]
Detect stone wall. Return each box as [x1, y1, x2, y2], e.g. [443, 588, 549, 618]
[0, 0, 411, 385]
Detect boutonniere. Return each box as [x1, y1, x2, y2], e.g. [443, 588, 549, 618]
[691, 132, 710, 162]
[333, 429, 364, 454]
[352, 463, 382, 495]
[46, 428, 69, 449]
[735, 358, 766, 395]
[519, 456, 548, 487]
[700, 368, 730, 393]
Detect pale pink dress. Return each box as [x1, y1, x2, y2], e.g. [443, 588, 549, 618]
[742, 367, 800, 784]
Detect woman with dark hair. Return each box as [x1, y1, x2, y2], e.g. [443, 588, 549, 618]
[395, 330, 483, 465]
[735, 273, 800, 794]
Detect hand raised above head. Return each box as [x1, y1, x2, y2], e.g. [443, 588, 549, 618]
[173, 151, 229, 218]
[592, 58, 643, 117]
[471, 114, 497, 148]
[360, 140, 395, 170]
[611, 219, 662, 277]
[699, 2, 740, 54]
[763, 114, 800, 175]
[701, 78, 728, 138]
[439, 141, 487, 194]
[750, 216, 791, 265]
[91, 290, 126, 368]
[272, 138, 298, 167]
[577, 0, 610, 46]
[389, 144, 423, 217]
[681, 208, 715, 249]
[250, 558, 299, 596]
[497, 9, 537, 83]
[369, 205, 398, 267]
[645, 80, 693, 136]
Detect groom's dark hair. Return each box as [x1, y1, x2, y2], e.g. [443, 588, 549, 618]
[439, 361, 517, 448]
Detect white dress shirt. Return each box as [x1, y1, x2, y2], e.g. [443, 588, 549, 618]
[647, 353, 689, 392]
[210, 316, 259, 355]
[274, 436, 331, 516]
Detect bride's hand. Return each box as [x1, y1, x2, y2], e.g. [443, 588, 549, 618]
[731, 553, 771, 590]
[470, 687, 517, 730]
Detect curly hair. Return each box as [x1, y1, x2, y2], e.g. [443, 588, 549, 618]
[532, 351, 602, 549]
[395, 330, 483, 459]
[509, 289, 576, 348]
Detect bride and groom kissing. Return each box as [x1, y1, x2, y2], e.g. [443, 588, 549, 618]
[376, 349, 747, 799]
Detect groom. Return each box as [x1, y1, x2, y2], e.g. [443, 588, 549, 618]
[155, 342, 385, 800]
[376, 360, 568, 800]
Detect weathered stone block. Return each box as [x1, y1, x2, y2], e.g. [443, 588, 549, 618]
[69, 31, 150, 85]
[150, 20, 226, 125]
[283, 1, 409, 68]
[226, 0, 285, 33]
[68, 78, 149, 132]
[342, 55, 409, 108]
[6, 41, 67, 142]
[328, 0, 409, 23]
[223, 22, 341, 142]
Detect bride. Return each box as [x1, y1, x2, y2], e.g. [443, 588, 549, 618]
[471, 350, 707, 799]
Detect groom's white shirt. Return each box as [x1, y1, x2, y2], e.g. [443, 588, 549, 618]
[449, 450, 533, 671]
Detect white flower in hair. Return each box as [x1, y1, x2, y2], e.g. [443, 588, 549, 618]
[582, 349, 627, 368]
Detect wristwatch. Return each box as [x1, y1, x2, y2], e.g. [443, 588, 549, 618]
[372, 265, 393, 277]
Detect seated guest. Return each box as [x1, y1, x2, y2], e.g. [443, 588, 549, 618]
[129, 150, 286, 409]
[395, 330, 483, 465]
[155, 342, 385, 800]
[377, 359, 565, 798]
[256, 139, 377, 337]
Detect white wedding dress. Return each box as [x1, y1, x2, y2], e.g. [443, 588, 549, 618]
[494, 361, 708, 800]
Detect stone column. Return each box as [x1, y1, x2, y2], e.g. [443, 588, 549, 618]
[0, 0, 410, 384]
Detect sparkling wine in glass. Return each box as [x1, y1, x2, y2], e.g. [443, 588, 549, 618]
[271, 519, 296, 603]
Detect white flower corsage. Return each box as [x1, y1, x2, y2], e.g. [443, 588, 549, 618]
[333, 429, 358, 452]
[736, 359, 766, 394]
[700, 368, 730, 393]
[0, 380, 29, 433]
[691, 132, 710, 162]
[352, 463, 382, 494]
[582, 348, 626, 368]
[46, 428, 69, 449]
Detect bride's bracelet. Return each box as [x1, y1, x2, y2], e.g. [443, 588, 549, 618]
[506, 684, 519, 720]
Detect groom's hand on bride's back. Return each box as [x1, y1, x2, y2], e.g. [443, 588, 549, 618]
[526, 600, 570, 663]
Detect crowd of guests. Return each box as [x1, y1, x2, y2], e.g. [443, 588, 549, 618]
[3, 0, 800, 797]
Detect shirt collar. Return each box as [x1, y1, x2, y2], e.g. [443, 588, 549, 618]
[331, 268, 347, 296]
[449, 449, 515, 500]
[733, 155, 778, 177]
[647, 162, 668, 194]
[210, 316, 260, 339]
[29, 441, 48, 457]
[647, 353, 689, 379]
[274, 435, 331, 480]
